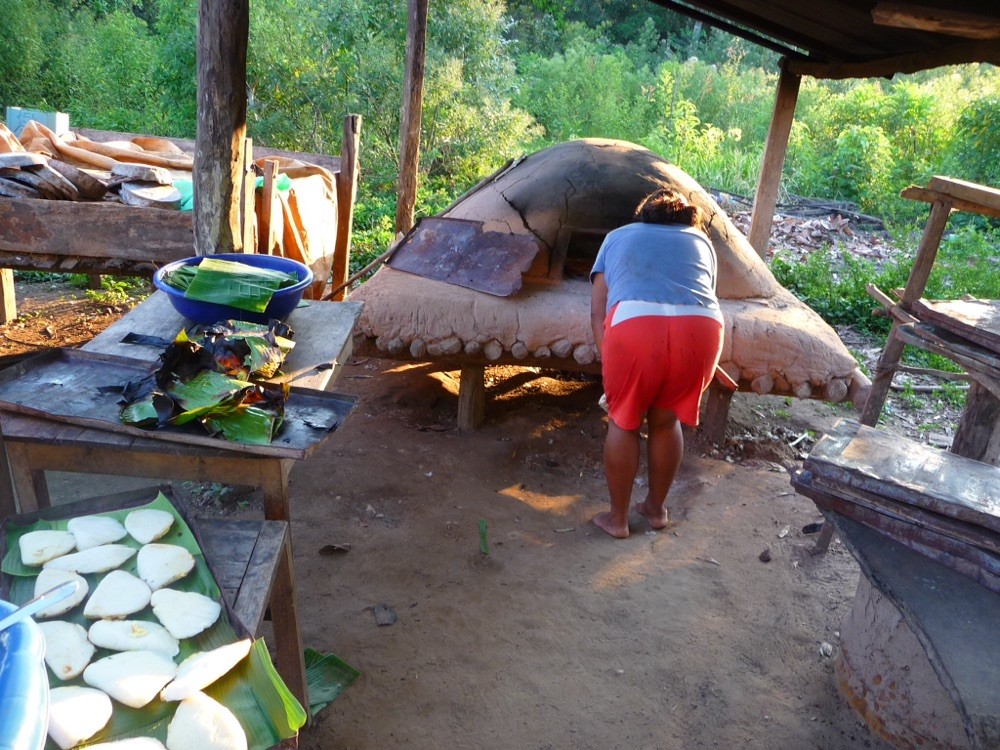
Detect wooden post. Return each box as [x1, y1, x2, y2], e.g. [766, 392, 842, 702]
[332, 114, 362, 301]
[194, 0, 249, 256]
[240, 138, 255, 253]
[0, 268, 16, 323]
[698, 381, 733, 445]
[259, 158, 282, 255]
[860, 199, 952, 425]
[395, 0, 428, 235]
[748, 62, 800, 259]
[458, 365, 486, 431]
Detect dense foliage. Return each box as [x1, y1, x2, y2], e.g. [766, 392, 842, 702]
[1, 0, 997, 312]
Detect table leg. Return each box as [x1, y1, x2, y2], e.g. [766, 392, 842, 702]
[261, 459, 293, 522]
[0, 443, 16, 519]
[271, 536, 309, 722]
[5, 442, 50, 512]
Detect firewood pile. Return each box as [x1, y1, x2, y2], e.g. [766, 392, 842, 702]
[0, 120, 193, 210]
[714, 189, 897, 266]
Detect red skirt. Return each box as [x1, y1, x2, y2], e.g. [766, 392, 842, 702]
[602, 306, 723, 429]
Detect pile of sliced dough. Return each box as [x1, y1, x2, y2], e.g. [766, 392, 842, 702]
[19, 507, 251, 750]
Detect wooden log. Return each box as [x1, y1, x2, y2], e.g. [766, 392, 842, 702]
[748, 62, 800, 259]
[0, 168, 61, 199]
[824, 378, 849, 403]
[872, 3, 1000, 40]
[194, 0, 249, 255]
[0, 198, 194, 262]
[332, 114, 362, 301]
[34, 165, 83, 201]
[0, 176, 41, 198]
[395, 0, 428, 234]
[45, 159, 107, 201]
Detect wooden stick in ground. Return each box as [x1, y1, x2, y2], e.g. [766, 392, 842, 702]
[332, 114, 362, 301]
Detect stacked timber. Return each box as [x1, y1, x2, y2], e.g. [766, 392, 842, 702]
[0, 121, 190, 210]
[792, 419, 1000, 593]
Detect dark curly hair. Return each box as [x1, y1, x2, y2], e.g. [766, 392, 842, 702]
[633, 188, 705, 232]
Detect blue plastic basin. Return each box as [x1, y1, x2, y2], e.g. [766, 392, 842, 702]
[0, 600, 49, 750]
[153, 253, 313, 325]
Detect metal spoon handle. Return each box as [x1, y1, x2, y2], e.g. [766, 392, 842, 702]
[0, 580, 81, 632]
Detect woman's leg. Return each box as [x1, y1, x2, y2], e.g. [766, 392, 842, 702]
[635, 407, 682, 529]
[593, 418, 640, 538]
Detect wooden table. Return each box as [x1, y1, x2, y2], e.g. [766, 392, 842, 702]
[0, 291, 363, 718]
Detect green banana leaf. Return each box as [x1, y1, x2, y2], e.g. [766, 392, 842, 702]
[161, 265, 199, 293]
[166, 370, 254, 411]
[119, 399, 160, 427]
[182, 258, 297, 313]
[204, 405, 283, 445]
[2, 492, 306, 749]
[304, 649, 360, 714]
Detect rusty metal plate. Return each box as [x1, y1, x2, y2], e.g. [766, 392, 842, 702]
[387, 217, 542, 297]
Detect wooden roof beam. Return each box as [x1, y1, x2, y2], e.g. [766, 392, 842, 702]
[872, 3, 1000, 40]
[785, 37, 1000, 78]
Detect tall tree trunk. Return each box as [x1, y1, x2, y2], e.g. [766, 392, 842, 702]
[194, 0, 249, 256]
[395, 0, 428, 234]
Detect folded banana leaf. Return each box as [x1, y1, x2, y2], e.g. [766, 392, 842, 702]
[0, 492, 306, 749]
[175, 258, 298, 313]
[205, 404, 284, 445]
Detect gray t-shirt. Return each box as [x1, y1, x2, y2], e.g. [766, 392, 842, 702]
[590, 222, 720, 315]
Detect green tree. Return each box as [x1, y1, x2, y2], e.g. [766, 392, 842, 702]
[0, 0, 49, 111]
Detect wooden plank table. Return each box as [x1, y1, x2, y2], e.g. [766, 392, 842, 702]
[0, 291, 363, 719]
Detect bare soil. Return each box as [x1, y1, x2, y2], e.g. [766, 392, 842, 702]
[4, 273, 954, 750]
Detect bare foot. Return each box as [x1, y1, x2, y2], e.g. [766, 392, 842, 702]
[592, 511, 629, 539]
[634, 500, 668, 530]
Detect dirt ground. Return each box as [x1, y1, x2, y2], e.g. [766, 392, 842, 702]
[3, 278, 903, 750]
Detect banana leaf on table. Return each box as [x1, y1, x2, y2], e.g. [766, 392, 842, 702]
[170, 258, 299, 313]
[1, 490, 306, 749]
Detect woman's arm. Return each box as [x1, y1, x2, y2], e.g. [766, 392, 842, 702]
[591, 273, 608, 357]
